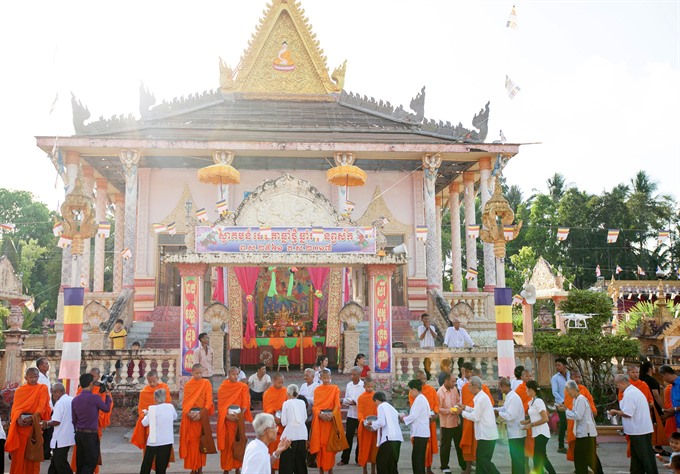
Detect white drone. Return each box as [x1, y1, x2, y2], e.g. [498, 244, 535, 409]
[563, 313, 596, 329]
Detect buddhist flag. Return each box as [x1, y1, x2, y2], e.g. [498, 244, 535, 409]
[312, 227, 324, 242]
[97, 221, 111, 239]
[557, 227, 570, 241]
[167, 222, 176, 235]
[121, 247, 132, 260]
[362, 226, 375, 238]
[506, 5, 518, 28]
[259, 226, 272, 239]
[495, 288, 515, 377]
[53, 221, 63, 236]
[57, 236, 72, 248]
[596, 265, 601, 277]
[512, 294, 523, 306]
[0, 223, 15, 232]
[616, 265, 622, 274]
[416, 226, 428, 242]
[216, 199, 228, 213]
[466, 268, 478, 280]
[607, 229, 620, 243]
[505, 75, 521, 99]
[153, 223, 166, 234]
[196, 208, 208, 222]
[24, 298, 35, 313]
[658, 231, 670, 244]
[637, 265, 645, 276]
[60, 287, 84, 381]
[503, 225, 515, 240]
[344, 200, 355, 213]
[467, 225, 480, 239]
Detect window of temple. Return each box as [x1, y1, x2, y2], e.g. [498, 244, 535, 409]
[157, 235, 186, 307]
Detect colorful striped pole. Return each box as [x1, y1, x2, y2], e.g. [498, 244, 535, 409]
[495, 287, 515, 378]
[60, 287, 84, 395]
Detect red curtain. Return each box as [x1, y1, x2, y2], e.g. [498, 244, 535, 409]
[234, 266, 260, 342]
[212, 267, 225, 304]
[307, 267, 330, 331]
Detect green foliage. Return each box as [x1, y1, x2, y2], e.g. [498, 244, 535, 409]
[558, 289, 613, 334]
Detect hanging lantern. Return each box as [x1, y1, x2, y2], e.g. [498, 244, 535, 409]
[326, 152, 367, 187]
[197, 150, 240, 185]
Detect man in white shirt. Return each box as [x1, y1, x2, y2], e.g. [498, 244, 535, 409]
[608, 374, 658, 474]
[140, 388, 178, 474]
[443, 319, 475, 349]
[299, 368, 319, 407]
[402, 379, 432, 474]
[496, 377, 525, 474]
[417, 313, 437, 379]
[243, 413, 292, 474]
[36, 357, 54, 460]
[248, 363, 272, 406]
[195, 332, 214, 378]
[459, 376, 500, 474]
[369, 392, 403, 474]
[44, 382, 74, 474]
[340, 366, 365, 465]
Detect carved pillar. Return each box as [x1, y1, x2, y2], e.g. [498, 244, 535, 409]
[463, 171, 478, 291]
[423, 154, 442, 296]
[93, 178, 108, 292]
[449, 182, 463, 292]
[80, 165, 95, 290]
[435, 196, 444, 291]
[412, 171, 426, 278]
[366, 264, 395, 375]
[60, 151, 81, 288]
[135, 168, 151, 278]
[177, 263, 207, 376]
[119, 150, 140, 288]
[326, 267, 343, 348]
[113, 193, 125, 293]
[553, 295, 567, 334]
[227, 267, 243, 349]
[479, 157, 496, 290]
[0, 306, 28, 386]
[522, 302, 534, 346]
[205, 304, 229, 377]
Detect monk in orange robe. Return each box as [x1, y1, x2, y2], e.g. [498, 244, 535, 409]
[5, 367, 51, 474]
[264, 373, 287, 471]
[408, 371, 439, 472]
[218, 367, 253, 473]
[310, 369, 341, 473]
[179, 364, 215, 474]
[70, 367, 115, 473]
[357, 378, 378, 474]
[131, 370, 173, 457]
[564, 370, 596, 462]
[514, 370, 536, 457]
[459, 370, 493, 464]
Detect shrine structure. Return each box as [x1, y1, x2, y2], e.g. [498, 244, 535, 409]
[36, 0, 522, 377]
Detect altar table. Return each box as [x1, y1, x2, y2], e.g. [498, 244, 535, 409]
[240, 336, 325, 366]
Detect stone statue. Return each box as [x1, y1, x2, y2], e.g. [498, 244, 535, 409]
[219, 57, 236, 92]
[331, 60, 347, 90]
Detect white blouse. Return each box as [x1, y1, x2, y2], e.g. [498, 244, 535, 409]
[281, 398, 308, 441]
[527, 398, 551, 439]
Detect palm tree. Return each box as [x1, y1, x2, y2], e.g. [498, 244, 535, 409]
[546, 173, 568, 202]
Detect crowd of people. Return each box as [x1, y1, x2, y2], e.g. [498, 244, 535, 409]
[5, 335, 680, 474]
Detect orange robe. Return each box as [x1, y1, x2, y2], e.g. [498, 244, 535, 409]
[70, 385, 113, 473]
[218, 381, 253, 471]
[263, 386, 287, 470]
[357, 391, 378, 466]
[309, 384, 341, 471]
[130, 382, 172, 450]
[564, 384, 596, 461]
[408, 385, 439, 467]
[459, 383, 493, 462]
[179, 378, 215, 471]
[514, 382, 535, 457]
[5, 383, 51, 474]
[665, 384, 677, 437]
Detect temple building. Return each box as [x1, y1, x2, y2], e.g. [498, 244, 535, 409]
[36, 0, 521, 377]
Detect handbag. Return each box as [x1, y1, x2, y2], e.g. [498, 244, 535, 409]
[327, 408, 349, 452]
[233, 412, 247, 461]
[24, 413, 45, 462]
[199, 408, 217, 454]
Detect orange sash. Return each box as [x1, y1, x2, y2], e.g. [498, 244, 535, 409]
[357, 391, 378, 466]
[665, 384, 678, 437]
[130, 383, 171, 449]
[217, 381, 252, 470]
[179, 378, 214, 470]
[5, 383, 50, 474]
[514, 382, 535, 456]
[459, 383, 493, 462]
[263, 386, 287, 469]
[310, 384, 341, 471]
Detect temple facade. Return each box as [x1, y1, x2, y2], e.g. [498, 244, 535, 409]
[36, 0, 521, 377]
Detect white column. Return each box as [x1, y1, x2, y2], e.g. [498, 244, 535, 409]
[113, 193, 124, 293]
[479, 157, 496, 290]
[422, 154, 442, 292]
[412, 171, 426, 278]
[120, 150, 140, 288]
[81, 165, 95, 290]
[449, 182, 462, 292]
[93, 178, 108, 292]
[463, 171, 478, 291]
[135, 168, 150, 278]
[435, 196, 443, 291]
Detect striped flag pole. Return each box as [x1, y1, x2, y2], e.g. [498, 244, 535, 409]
[495, 288, 515, 378]
[60, 287, 84, 396]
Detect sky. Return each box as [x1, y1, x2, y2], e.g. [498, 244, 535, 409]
[0, 0, 678, 211]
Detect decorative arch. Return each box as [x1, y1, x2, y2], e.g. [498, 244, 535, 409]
[449, 302, 474, 325]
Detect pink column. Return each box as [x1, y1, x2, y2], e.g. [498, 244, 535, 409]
[463, 171, 478, 291]
[113, 194, 125, 293]
[366, 264, 395, 375]
[177, 263, 207, 376]
[93, 178, 108, 292]
[81, 165, 95, 290]
[449, 182, 463, 292]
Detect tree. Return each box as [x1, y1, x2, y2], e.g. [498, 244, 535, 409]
[546, 173, 569, 202]
[558, 289, 613, 334]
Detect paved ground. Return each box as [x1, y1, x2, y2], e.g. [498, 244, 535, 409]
[25, 427, 645, 473]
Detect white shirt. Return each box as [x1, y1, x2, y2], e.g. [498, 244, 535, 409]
[417, 325, 437, 348]
[299, 381, 319, 406]
[51, 395, 75, 448]
[565, 394, 598, 438]
[196, 345, 214, 377]
[38, 371, 53, 407]
[281, 398, 308, 441]
[242, 438, 271, 474]
[142, 403, 177, 446]
[238, 370, 247, 382]
[344, 380, 365, 419]
[403, 393, 431, 438]
[511, 379, 523, 391]
[313, 368, 331, 385]
[461, 390, 499, 441]
[444, 327, 475, 348]
[248, 373, 272, 393]
[527, 398, 551, 438]
[457, 377, 469, 393]
[497, 390, 524, 439]
[372, 402, 404, 445]
[619, 384, 653, 435]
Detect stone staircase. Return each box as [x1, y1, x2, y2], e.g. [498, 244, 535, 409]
[140, 307, 181, 349]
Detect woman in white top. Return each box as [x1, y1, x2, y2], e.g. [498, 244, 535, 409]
[140, 388, 178, 474]
[243, 413, 292, 474]
[280, 384, 308, 474]
[368, 391, 403, 474]
[521, 381, 557, 474]
[313, 356, 330, 384]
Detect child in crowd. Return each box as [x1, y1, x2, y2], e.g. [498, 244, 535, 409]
[657, 432, 680, 469]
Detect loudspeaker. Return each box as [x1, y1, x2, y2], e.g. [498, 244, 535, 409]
[392, 243, 408, 255]
[521, 284, 537, 305]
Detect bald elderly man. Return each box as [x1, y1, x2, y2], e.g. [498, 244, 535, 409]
[444, 319, 475, 349]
